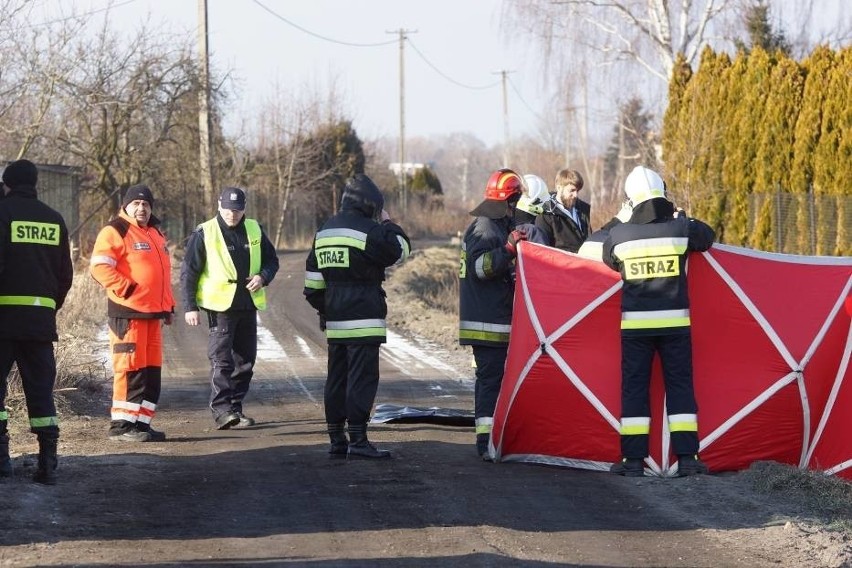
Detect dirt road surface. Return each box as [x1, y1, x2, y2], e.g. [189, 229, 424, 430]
[1, 250, 849, 567]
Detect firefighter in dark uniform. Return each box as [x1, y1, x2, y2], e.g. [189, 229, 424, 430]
[602, 166, 716, 477]
[181, 187, 280, 430]
[304, 174, 410, 459]
[0, 159, 73, 484]
[459, 168, 530, 461]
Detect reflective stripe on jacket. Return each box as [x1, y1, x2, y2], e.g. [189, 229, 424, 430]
[602, 213, 715, 335]
[0, 187, 73, 341]
[196, 218, 266, 311]
[304, 210, 410, 345]
[90, 211, 174, 319]
[458, 215, 515, 347]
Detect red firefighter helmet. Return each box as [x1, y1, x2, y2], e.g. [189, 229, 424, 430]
[484, 168, 523, 201]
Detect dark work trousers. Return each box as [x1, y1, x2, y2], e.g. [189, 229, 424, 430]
[207, 310, 257, 418]
[620, 332, 699, 459]
[324, 343, 380, 426]
[0, 340, 59, 436]
[472, 345, 508, 426]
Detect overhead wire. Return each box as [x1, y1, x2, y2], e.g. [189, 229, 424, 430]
[250, 0, 503, 93]
[406, 38, 500, 91]
[251, 0, 396, 47]
[23, 0, 138, 29]
[507, 75, 543, 122]
[247, 1, 545, 136]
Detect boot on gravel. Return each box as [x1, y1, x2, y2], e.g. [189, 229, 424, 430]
[0, 431, 12, 478]
[347, 423, 391, 459]
[33, 431, 58, 485]
[610, 457, 645, 477]
[327, 423, 348, 457]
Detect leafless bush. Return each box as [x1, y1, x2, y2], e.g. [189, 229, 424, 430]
[398, 204, 469, 240]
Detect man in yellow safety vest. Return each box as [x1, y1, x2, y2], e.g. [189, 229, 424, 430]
[181, 187, 279, 430]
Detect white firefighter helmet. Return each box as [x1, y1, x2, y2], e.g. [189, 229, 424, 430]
[523, 174, 550, 205]
[624, 166, 666, 206]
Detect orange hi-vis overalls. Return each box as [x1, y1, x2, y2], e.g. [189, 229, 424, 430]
[90, 211, 174, 431]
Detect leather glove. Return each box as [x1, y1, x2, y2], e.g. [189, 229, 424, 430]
[505, 228, 528, 257]
[318, 313, 327, 331]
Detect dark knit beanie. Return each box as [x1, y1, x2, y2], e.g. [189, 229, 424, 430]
[121, 184, 155, 208]
[2, 159, 38, 189]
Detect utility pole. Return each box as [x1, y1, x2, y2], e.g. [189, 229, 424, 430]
[197, 0, 214, 209]
[493, 70, 512, 168]
[387, 28, 417, 215]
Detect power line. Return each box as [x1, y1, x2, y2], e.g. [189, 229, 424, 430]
[23, 0, 138, 29]
[406, 38, 501, 91]
[249, 2, 505, 94]
[507, 74, 543, 122]
[251, 0, 396, 47]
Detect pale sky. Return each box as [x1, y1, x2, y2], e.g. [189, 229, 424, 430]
[34, 0, 851, 150]
[38, 0, 542, 147]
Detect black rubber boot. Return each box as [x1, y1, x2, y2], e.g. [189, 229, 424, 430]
[347, 423, 391, 459]
[33, 431, 58, 485]
[327, 423, 348, 457]
[610, 457, 645, 477]
[0, 431, 12, 478]
[476, 433, 491, 461]
[677, 454, 709, 477]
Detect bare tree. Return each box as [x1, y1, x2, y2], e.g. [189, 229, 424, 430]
[52, 22, 198, 199]
[507, 0, 738, 83]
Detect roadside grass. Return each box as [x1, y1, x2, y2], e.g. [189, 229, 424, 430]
[742, 461, 852, 532]
[389, 245, 459, 314]
[5, 264, 108, 421]
[398, 203, 469, 241]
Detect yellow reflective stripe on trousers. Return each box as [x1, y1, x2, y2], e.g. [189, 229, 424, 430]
[613, 237, 688, 259]
[325, 318, 386, 339]
[475, 417, 493, 435]
[30, 416, 58, 428]
[0, 296, 56, 309]
[621, 309, 690, 330]
[0, 410, 8, 420]
[620, 416, 650, 435]
[668, 413, 698, 432]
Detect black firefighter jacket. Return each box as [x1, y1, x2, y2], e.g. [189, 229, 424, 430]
[601, 201, 715, 337]
[459, 215, 517, 347]
[535, 199, 591, 253]
[304, 211, 410, 345]
[0, 186, 73, 341]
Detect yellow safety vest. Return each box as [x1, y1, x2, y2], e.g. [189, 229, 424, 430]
[196, 218, 266, 311]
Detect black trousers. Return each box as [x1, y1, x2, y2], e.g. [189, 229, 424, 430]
[620, 332, 699, 459]
[324, 343, 380, 426]
[207, 310, 257, 418]
[472, 345, 508, 427]
[0, 340, 59, 435]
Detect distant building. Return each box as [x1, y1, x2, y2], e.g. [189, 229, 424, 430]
[388, 162, 427, 177]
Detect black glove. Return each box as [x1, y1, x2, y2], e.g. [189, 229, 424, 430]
[505, 228, 528, 257]
[318, 313, 327, 331]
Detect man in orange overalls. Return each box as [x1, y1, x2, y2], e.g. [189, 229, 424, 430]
[91, 185, 175, 442]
